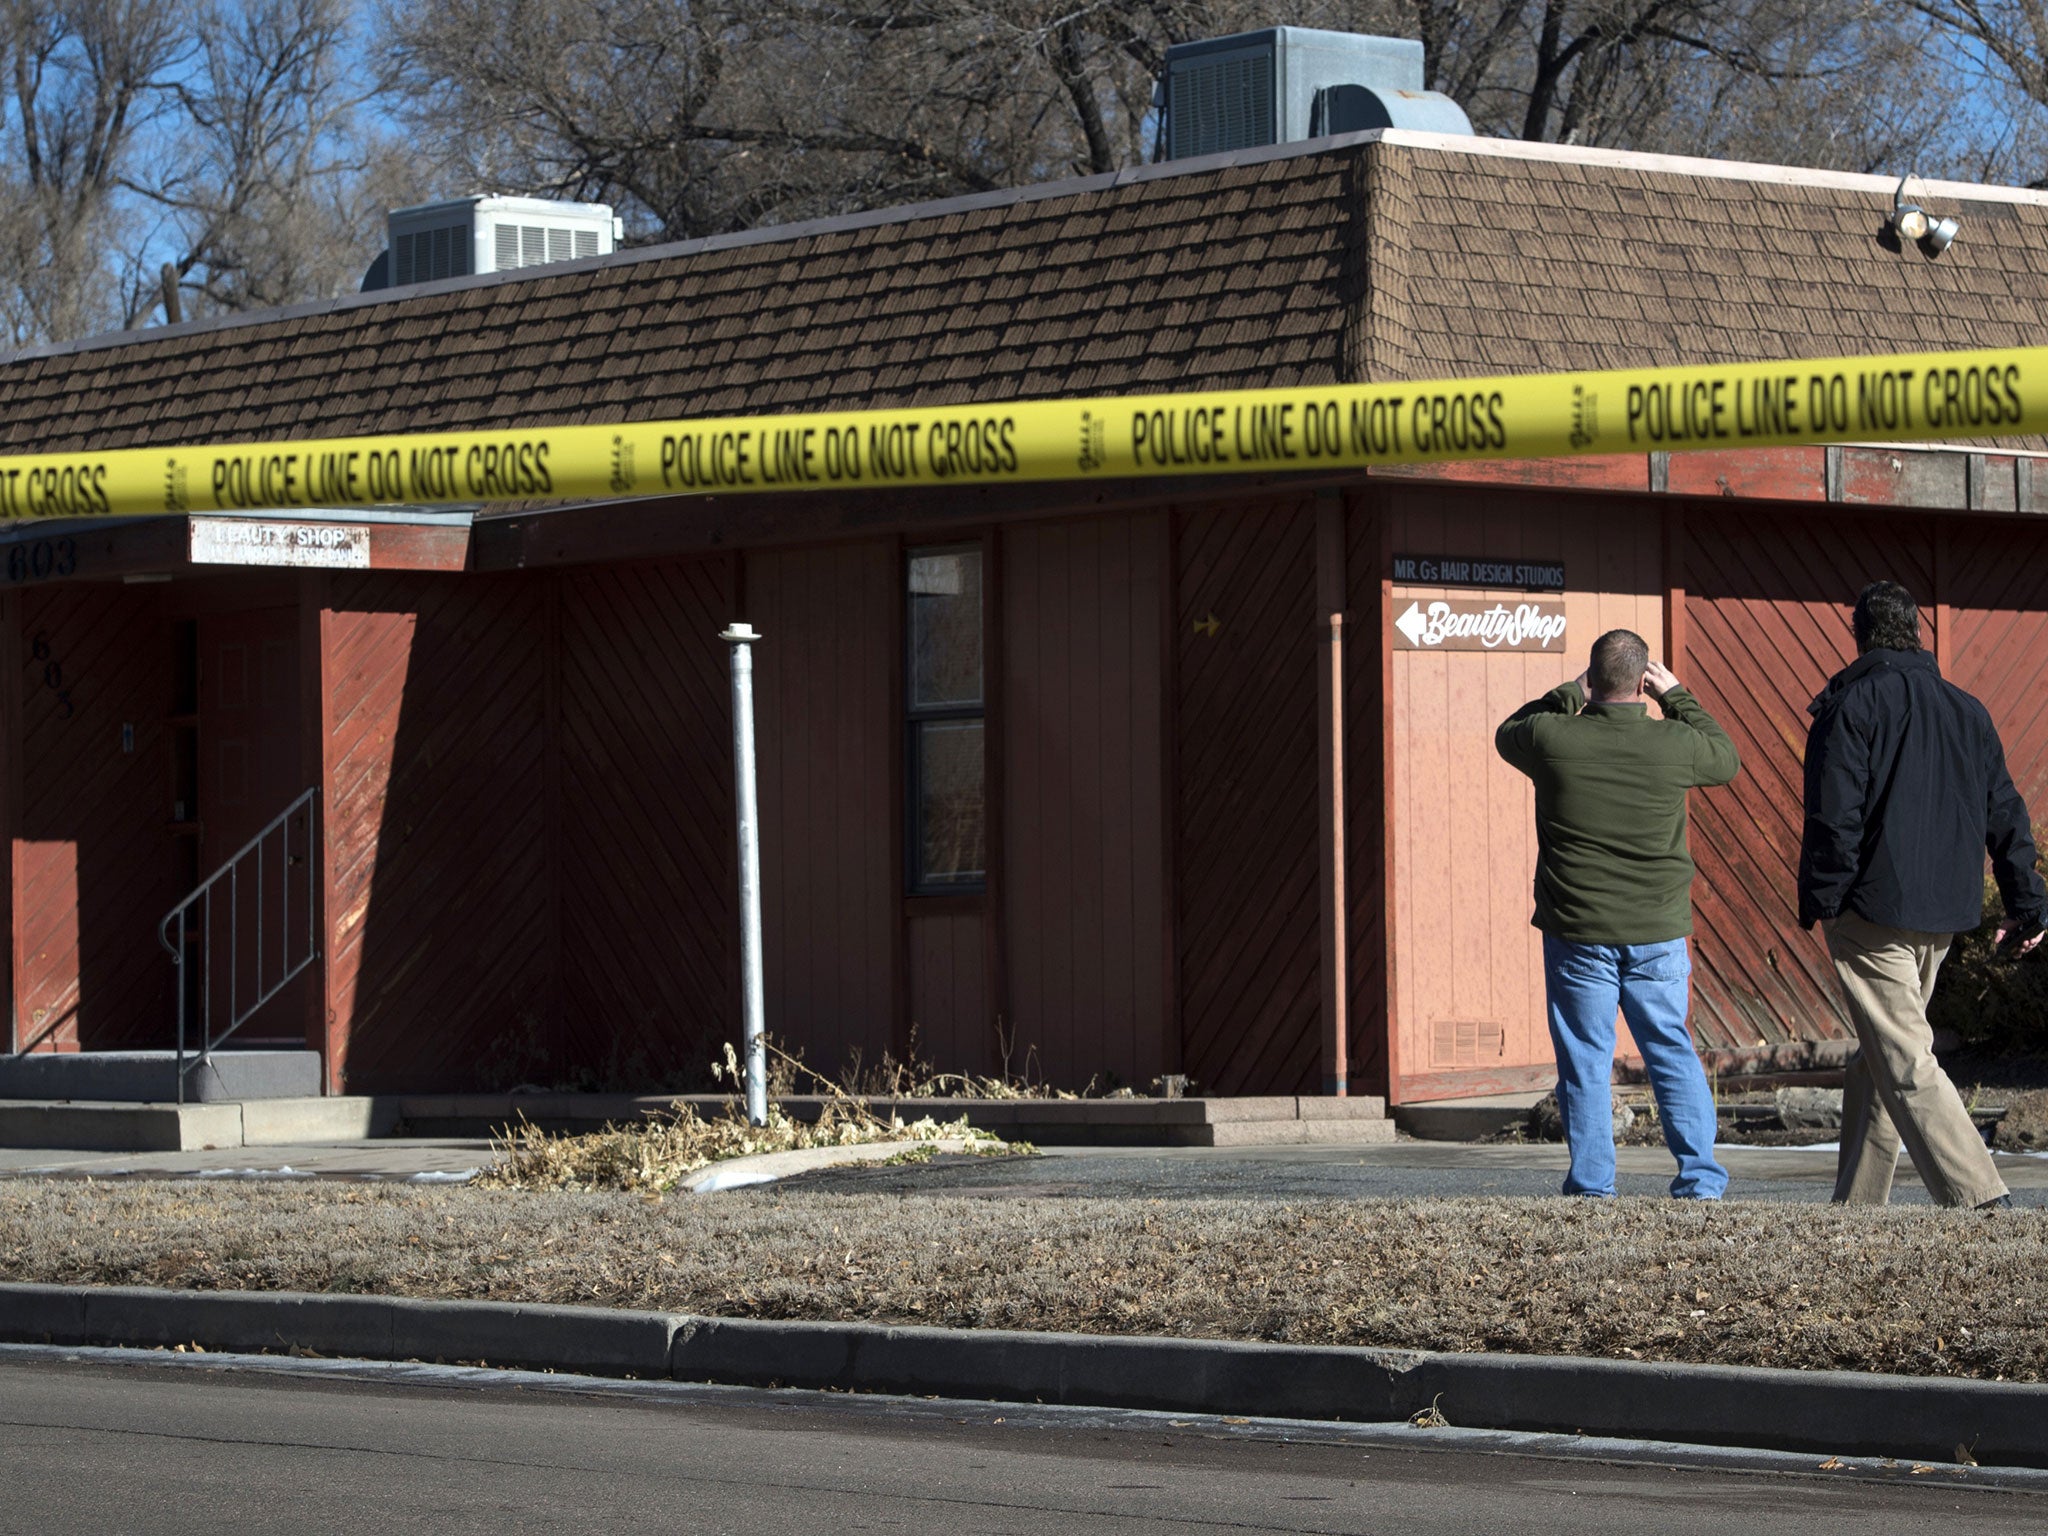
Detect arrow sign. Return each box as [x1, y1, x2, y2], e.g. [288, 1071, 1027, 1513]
[1391, 597, 1568, 652]
[1394, 601, 1428, 646]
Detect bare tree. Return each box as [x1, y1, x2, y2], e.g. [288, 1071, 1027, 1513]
[1907, 0, 2048, 185]
[385, 0, 1987, 248]
[128, 0, 416, 322]
[0, 0, 185, 345]
[0, 0, 2021, 346]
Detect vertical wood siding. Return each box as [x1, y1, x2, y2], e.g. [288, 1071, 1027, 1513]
[1387, 490, 1662, 1099]
[16, 585, 173, 1051]
[324, 574, 549, 1091]
[907, 912, 988, 1069]
[1174, 496, 1321, 1095]
[745, 543, 897, 1074]
[1682, 506, 1934, 1047]
[558, 558, 737, 1083]
[1001, 512, 1169, 1091]
[1946, 518, 2048, 817]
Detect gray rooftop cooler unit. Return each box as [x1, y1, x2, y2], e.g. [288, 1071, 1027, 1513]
[362, 195, 623, 291]
[1161, 28, 1473, 160]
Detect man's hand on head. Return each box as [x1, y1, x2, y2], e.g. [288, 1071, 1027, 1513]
[1573, 668, 1591, 707]
[1643, 660, 1680, 698]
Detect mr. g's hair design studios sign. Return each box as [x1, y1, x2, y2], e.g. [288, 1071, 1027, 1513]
[1390, 549, 1568, 651]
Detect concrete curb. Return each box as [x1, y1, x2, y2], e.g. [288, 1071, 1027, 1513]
[679, 1138, 983, 1192]
[3, 1281, 2044, 1467]
[0, 1284, 676, 1377]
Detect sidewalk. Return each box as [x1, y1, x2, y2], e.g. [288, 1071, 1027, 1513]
[4, 1133, 2045, 1203]
[0, 1138, 495, 1182]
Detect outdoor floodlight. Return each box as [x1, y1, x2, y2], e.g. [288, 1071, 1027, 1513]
[1893, 175, 1960, 255]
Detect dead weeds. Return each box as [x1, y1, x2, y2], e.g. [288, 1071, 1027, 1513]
[478, 1044, 1008, 1193]
[478, 1103, 1006, 1193]
[2, 1184, 2044, 1382]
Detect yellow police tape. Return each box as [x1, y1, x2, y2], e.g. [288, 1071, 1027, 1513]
[0, 344, 2037, 519]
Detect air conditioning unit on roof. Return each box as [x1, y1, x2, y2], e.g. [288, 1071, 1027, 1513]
[1160, 28, 1473, 160]
[362, 195, 624, 291]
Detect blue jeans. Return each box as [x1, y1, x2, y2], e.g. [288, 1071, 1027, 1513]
[1542, 934, 1727, 1199]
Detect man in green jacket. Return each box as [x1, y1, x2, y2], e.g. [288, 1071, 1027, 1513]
[1496, 627, 1740, 1198]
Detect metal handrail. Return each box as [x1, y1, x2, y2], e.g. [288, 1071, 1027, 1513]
[158, 787, 320, 1104]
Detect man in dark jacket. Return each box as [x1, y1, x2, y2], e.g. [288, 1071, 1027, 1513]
[1800, 580, 2047, 1208]
[1498, 628, 1740, 1199]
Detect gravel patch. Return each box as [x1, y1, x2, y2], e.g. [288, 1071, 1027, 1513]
[3, 1180, 2044, 1381]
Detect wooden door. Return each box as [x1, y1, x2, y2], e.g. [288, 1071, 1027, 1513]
[196, 607, 308, 1044]
[1383, 487, 1663, 1101]
[1173, 497, 1321, 1095]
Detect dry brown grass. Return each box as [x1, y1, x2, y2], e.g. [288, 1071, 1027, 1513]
[478, 1101, 1004, 1193]
[2, 1183, 2044, 1381]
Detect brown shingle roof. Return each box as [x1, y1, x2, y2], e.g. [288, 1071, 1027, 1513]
[0, 146, 1365, 457]
[6, 131, 2048, 464]
[1377, 141, 2048, 387]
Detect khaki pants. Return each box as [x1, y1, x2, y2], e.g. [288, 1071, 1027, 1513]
[1825, 911, 2007, 1207]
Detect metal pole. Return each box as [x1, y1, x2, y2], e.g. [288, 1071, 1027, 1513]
[720, 622, 769, 1127]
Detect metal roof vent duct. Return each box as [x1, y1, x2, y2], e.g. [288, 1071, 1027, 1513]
[1160, 28, 1472, 159]
[362, 195, 624, 291]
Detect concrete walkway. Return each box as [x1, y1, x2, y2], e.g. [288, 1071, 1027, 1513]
[4, 1133, 2045, 1203]
[0, 1137, 495, 1181]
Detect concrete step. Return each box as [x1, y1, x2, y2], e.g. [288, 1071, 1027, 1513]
[397, 1092, 1393, 1146]
[1196, 1117, 1399, 1147]
[1392, 1092, 1548, 1142]
[0, 1051, 322, 1103]
[0, 1096, 398, 1152]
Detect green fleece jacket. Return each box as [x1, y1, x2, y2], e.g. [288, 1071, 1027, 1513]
[1494, 682, 1740, 945]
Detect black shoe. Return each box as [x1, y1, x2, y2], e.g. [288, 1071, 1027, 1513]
[1977, 1195, 2013, 1211]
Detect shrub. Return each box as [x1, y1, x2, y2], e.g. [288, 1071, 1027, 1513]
[1928, 829, 2048, 1055]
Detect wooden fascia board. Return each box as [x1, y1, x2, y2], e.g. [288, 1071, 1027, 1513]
[0, 517, 470, 591]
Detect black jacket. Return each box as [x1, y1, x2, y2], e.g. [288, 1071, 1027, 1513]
[1799, 647, 2045, 933]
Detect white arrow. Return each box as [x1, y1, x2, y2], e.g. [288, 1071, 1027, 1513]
[1394, 600, 1429, 646]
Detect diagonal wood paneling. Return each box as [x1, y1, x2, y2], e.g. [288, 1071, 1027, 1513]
[1343, 498, 1388, 1095]
[1175, 497, 1320, 1095]
[559, 557, 736, 1084]
[17, 585, 175, 1051]
[1683, 507, 1934, 1048]
[1946, 518, 2048, 818]
[325, 573, 550, 1091]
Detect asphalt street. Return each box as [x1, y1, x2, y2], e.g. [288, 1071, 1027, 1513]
[2, 1353, 2043, 1535]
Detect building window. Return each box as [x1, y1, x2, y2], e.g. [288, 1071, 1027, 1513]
[907, 545, 986, 892]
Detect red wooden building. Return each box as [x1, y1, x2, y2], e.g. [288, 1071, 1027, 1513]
[3, 129, 2046, 1103]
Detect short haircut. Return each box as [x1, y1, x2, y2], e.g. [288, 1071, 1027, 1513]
[1589, 628, 1649, 698]
[1852, 581, 1921, 653]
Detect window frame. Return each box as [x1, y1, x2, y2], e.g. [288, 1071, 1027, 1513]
[904, 540, 989, 896]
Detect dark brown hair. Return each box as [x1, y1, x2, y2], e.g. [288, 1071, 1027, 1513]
[1852, 581, 1921, 653]
[1589, 628, 1649, 697]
